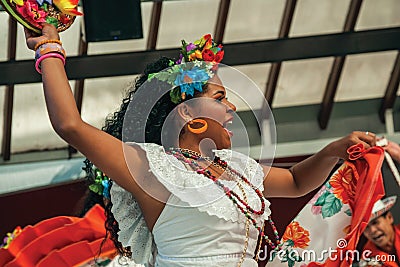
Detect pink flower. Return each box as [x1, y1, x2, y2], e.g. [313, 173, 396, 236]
[310, 185, 327, 215]
[17, 0, 46, 26]
[311, 205, 322, 215]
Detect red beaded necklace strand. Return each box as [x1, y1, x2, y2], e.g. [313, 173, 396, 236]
[168, 148, 282, 250]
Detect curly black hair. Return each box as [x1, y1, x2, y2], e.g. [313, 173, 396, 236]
[82, 56, 191, 258]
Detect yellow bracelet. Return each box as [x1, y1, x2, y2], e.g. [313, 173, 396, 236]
[34, 39, 63, 51]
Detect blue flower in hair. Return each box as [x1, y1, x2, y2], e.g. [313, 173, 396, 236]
[148, 62, 215, 104]
[174, 67, 210, 97]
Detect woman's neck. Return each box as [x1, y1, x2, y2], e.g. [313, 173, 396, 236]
[178, 139, 215, 159]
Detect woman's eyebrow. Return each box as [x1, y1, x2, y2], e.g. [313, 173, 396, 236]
[213, 90, 225, 96]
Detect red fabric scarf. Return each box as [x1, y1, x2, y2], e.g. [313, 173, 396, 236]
[308, 145, 385, 267]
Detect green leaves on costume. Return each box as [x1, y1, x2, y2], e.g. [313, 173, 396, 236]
[321, 193, 343, 218]
[314, 190, 343, 219]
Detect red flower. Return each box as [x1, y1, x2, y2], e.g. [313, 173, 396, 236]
[214, 50, 224, 63]
[202, 34, 212, 40]
[329, 164, 357, 204]
[202, 49, 215, 62]
[202, 34, 212, 49]
[282, 221, 310, 248]
[60, 14, 71, 24]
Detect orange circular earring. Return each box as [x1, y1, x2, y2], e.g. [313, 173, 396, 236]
[187, 119, 208, 134]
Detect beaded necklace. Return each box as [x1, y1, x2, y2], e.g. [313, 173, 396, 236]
[168, 148, 282, 251]
[236, 180, 250, 266]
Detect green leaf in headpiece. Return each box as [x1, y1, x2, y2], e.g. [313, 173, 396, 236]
[170, 87, 182, 104]
[181, 40, 189, 62]
[147, 73, 157, 81]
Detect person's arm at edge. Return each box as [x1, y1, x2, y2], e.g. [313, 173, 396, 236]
[384, 141, 400, 163]
[262, 131, 377, 197]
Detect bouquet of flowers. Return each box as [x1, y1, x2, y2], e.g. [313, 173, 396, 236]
[0, 0, 82, 32]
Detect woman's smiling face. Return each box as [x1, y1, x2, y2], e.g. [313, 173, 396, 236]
[191, 75, 237, 150]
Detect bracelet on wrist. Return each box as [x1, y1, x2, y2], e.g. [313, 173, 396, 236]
[35, 43, 66, 61]
[34, 39, 62, 51]
[35, 52, 66, 74]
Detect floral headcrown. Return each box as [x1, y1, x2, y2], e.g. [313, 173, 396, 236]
[176, 34, 224, 65]
[148, 34, 224, 104]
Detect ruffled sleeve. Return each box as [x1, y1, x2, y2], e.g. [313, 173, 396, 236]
[110, 182, 155, 266]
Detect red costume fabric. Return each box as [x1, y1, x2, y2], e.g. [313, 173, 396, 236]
[0, 204, 116, 267]
[267, 145, 385, 266]
[307, 145, 385, 266]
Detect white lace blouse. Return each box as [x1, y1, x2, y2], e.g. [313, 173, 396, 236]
[110, 143, 271, 266]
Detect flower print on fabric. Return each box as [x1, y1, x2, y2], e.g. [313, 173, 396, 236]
[270, 221, 311, 266]
[282, 221, 310, 249]
[311, 163, 358, 219]
[329, 164, 357, 205]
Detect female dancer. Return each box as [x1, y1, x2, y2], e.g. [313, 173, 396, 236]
[25, 24, 376, 266]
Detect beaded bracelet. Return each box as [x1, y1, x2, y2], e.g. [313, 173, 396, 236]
[35, 52, 66, 74]
[34, 39, 63, 51]
[35, 43, 66, 61]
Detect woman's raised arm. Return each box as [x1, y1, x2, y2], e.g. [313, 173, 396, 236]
[25, 24, 153, 204]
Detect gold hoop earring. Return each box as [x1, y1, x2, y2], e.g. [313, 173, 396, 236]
[187, 119, 208, 134]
